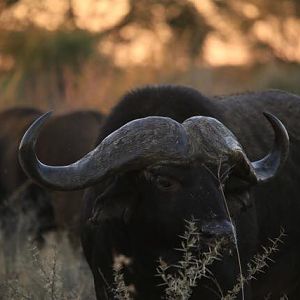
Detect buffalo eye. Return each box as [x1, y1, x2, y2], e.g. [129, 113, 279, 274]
[143, 170, 181, 192]
[155, 175, 180, 191]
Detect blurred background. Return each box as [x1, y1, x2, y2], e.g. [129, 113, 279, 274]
[0, 0, 300, 113]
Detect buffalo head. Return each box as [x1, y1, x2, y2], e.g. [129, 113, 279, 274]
[18, 112, 289, 299]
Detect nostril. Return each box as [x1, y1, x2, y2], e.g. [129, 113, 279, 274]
[201, 220, 236, 245]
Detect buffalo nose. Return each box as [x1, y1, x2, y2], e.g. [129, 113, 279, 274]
[201, 220, 236, 245]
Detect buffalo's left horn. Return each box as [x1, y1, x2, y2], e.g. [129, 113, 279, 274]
[249, 112, 289, 182]
[19, 113, 189, 191]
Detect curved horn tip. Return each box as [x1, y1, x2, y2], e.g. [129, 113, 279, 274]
[251, 111, 290, 183]
[19, 111, 53, 151]
[262, 111, 289, 142]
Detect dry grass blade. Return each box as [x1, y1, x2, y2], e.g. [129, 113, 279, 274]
[0, 231, 96, 300]
[113, 265, 132, 300]
[156, 220, 223, 300]
[222, 229, 286, 300]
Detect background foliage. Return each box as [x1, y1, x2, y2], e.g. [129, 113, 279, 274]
[0, 0, 300, 112]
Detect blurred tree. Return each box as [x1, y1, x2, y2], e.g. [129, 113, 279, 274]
[0, 0, 299, 109]
[0, 29, 98, 107]
[117, 0, 210, 59]
[0, 0, 211, 107]
[2, 0, 19, 6]
[207, 0, 300, 62]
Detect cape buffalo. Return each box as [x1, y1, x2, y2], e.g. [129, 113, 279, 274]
[0, 107, 52, 244]
[19, 86, 300, 299]
[0, 107, 43, 197]
[0, 108, 103, 244]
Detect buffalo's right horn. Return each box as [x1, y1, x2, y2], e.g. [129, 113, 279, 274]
[178, 113, 289, 184]
[250, 112, 289, 182]
[231, 112, 289, 183]
[19, 113, 189, 191]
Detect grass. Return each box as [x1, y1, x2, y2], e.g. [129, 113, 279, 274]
[222, 228, 286, 300]
[156, 220, 223, 300]
[108, 220, 286, 300]
[0, 212, 287, 300]
[0, 229, 96, 300]
[0, 176, 287, 300]
[0, 222, 287, 300]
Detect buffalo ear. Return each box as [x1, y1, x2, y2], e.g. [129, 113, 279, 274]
[224, 175, 253, 216]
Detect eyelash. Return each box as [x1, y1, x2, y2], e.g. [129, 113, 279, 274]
[144, 171, 180, 191]
[156, 176, 174, 189]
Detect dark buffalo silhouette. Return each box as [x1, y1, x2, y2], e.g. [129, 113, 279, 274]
[35, 109, 104, 242]
[0, 107, 43, 196]
[0, 108, 103, 245]
[0, 107, 51, 246]
[19, 86, 300, 299]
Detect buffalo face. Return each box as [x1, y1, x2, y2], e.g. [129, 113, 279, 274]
[84, 162, 238, 299]
[131, 163, 234, 247]
[89, 162, 236, 246]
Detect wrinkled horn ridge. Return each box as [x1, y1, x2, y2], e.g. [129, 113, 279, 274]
[19, 113, 189, 191]
[251, 112, 289, 182]
[18, 111, 289, 191]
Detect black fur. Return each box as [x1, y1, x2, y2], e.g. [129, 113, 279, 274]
[81, 85, 300, 299]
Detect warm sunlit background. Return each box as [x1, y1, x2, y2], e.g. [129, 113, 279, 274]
[0, 0, 300, 113]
